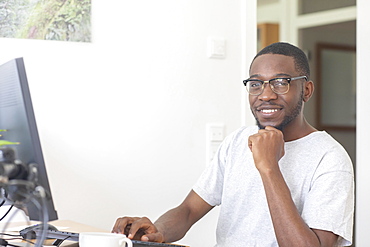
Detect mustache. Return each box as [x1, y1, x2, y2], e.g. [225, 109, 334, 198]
[254, 102, 284, 110]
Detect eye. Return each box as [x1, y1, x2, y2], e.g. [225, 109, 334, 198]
[249, 80, 262, 88]
[272, 78, 289, 87]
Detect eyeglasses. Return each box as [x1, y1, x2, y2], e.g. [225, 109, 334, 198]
[243, 76, 308, 96]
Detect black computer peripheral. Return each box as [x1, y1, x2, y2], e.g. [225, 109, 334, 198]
[20, 223, 59, 240]
[20, 227, 188, 247]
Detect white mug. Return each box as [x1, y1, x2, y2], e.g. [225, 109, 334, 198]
[79, 232, 132, 247]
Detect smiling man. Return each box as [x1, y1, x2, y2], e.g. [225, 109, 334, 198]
[112, 42, 354, 247]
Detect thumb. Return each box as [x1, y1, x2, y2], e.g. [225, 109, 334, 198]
[248, 137, 254, 152]
[142, 232, 165, 243]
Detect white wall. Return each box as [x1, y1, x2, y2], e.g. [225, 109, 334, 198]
[0, 1, 256, 246]
[356, 0, 370, 245]
[257, 0, 281, 24]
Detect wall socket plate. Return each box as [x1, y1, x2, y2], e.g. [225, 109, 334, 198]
[206, 123, 225, 164]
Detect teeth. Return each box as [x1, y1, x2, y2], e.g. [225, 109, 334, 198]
[261, 109, 279, 113]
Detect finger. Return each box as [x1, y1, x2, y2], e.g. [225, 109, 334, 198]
[248, 133, 256, 151]
[128, 217, 155, 239]
[264, 126, 281, 133]
[248, 138, 253, 151]
[264, 125, 275, 130]
[265, 126, 279, 132]
[142, 232, 165, 243]
[112, 217, 138, 234]
[265, 126, 284, 140]
[248, 132, 263, 148]
[112, 217, 127, 233]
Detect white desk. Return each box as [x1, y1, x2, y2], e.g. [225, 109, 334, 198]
[0, 220, 189, 247]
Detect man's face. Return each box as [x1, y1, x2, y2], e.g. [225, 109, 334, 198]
[248, 54, 305, 131]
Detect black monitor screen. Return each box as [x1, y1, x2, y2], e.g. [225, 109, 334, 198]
[0, 57, 58, 221]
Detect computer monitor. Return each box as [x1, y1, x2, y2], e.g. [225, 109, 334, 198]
[0, 57, 58, 221]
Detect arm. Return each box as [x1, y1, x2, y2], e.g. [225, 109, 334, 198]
[154, 190, 214, 242]
[259, 164, 338, 246]
[112, 190, 213, 243]
[248, 126, 338, 247]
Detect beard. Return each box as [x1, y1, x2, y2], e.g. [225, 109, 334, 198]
[254, 90, 304, 131]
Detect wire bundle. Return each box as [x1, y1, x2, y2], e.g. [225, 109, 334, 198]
[0, 183, 49, 247]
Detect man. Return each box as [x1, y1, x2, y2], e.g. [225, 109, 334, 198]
[112, 42, 354, 246]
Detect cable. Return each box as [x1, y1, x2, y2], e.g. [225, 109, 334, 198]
[0, 205, 13, 222]
[0, 182, 32, 247]
[0, 172, 49, 247]
[7, 243, 23, 247]
[0, 203, 31, 247]
[0, 238, 8, 245]
[0, 233, 19, 238]
[0, 234, 35, 245]
[0, 182, 46, 247]
[56, 235, 71, 247]
[27, 186, 48, 247]
[0, 238, 25, 247]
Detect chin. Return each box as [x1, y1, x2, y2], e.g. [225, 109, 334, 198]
[256, 121, 283, 131]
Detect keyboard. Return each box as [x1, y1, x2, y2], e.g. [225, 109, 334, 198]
[34, 229, 188, 247]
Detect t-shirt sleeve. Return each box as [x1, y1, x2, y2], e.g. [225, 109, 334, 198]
[192, 129, 237, 206]
[301, 146, 354, 246]
[192, 144, 226, 206]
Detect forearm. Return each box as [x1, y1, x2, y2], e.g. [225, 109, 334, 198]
[154, 207, 193, 243]
[154, 190, 213, 243]
[260, 167, 322, 247]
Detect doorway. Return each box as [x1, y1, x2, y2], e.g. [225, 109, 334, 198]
[257, 1, 357, 245]
[301, 20, 356, 165]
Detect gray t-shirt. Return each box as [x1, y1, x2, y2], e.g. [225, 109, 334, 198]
[193, 126, 354, 247]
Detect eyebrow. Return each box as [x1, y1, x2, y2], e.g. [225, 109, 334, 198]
[249, 73, 292, 79]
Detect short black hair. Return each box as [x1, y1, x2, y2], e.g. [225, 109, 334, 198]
[252, 42, 310, 78]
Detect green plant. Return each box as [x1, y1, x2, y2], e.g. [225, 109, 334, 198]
[0, 130, 19, 147]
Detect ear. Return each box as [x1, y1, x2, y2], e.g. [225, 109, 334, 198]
[303, 80, 314, 102]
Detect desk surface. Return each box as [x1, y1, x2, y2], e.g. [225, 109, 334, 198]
[0, 220, 189, 247]
[0, 219, 105, 246]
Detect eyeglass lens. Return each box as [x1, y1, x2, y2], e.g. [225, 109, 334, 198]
[247, 78, 290, 95]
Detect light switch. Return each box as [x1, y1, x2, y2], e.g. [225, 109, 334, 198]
[207, 37, 226, 59]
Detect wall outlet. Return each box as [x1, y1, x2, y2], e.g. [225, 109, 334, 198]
[206, 123, 225, 164]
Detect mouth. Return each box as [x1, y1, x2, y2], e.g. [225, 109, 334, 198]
[254, 104, 284, 122]
[258, 108, 281, 114]
[256, 104, 283, 114]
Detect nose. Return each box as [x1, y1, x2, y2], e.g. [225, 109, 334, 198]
[258, 82, 278, 101]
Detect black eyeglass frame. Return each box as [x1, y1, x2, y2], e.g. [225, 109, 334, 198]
[242, 75, 308, 96]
